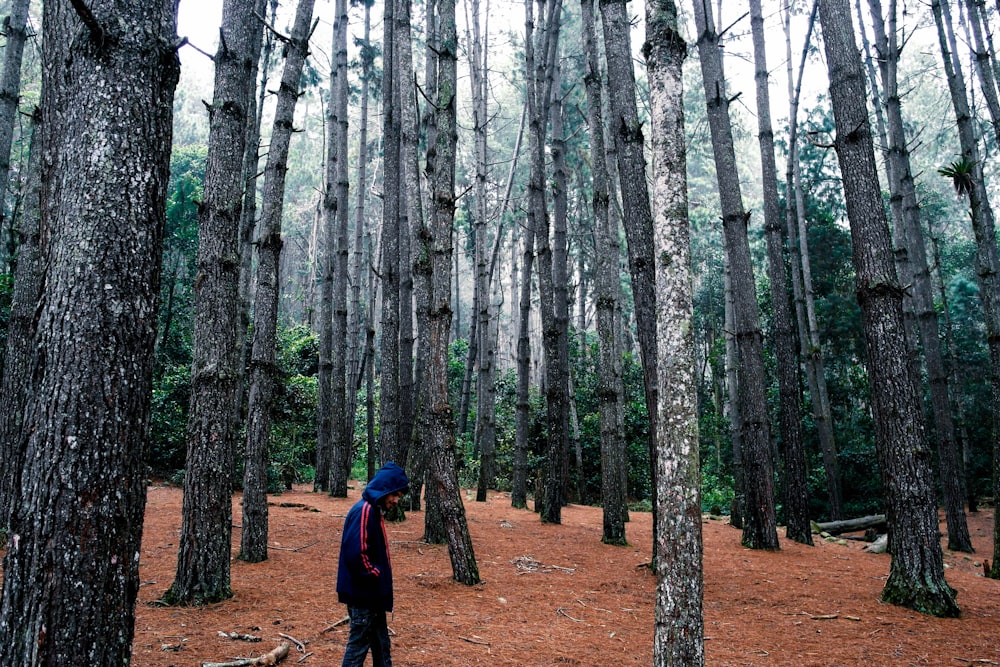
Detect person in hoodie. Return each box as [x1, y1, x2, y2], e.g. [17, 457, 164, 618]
[336, 461, 410, 667]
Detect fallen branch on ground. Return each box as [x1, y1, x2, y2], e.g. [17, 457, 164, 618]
[218, 631, 262, 642]
[278, 633, 306, 652]
[201, 642, 290, 667]
[321, 616, 350, 633]
[458, 636, 491, 646]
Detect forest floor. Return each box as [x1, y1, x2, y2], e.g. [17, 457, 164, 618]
[131, 482, 1000, 667]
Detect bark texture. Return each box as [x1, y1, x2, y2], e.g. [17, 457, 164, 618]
[423, 0, 481, 584]
[645, 1, 705, 662]
[0, 1, 179, 661]
[239, 0, 315, 564]
[749, 0, 811, 545]
[820, 0, 959, 617]
[169, 0, 263, 602]
[693, 0, 778, 551]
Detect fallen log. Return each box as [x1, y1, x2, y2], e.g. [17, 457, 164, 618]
[202, 642, 291, 667]
[811, 515, 886, 536]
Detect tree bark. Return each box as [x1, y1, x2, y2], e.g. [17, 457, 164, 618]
[820, 0, 959, 617]
[378, 0, 402, 467]
[581, 0, 626, 545]
[782, 0, 843, 521]
[169, 0, 263, 602]
[693, 0, 778, 551]
[327, 0, 352, 497]
[749, 0, 811, 546]
[645, 1, 705, 662]
[868, 0, 972, 553]
[931, 0, 1000, 580]
[0, 0, 30, 270]
[0, 1, 179, 661]
[0, 109, 38, 532]
[239, 0, 315, 565]
[600, 0, 660, 555]
[422, 0, 481, 584]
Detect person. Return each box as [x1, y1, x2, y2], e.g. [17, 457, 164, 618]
[336, 461, 410, 667]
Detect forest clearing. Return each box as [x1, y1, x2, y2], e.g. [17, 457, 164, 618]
[132, 484, 999, 667]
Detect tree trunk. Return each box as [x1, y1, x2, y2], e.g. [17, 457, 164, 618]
[0, 110, 39, 532]
[645, 1, 705, 662]
[422, 0, 480, 584]
[868, 0, 972, 553]
[239, 0, 315, 565]
[378, 0, 402, 467]
[931, 0, 1000, 580]
[346, 0, 374, 470]
[469, 0, 497, 503]
[0, 0, 30, 268]
[600, 0, 660, 556]
[693, 0, 778, 551]
[820, 0, 959, 617]
[581, 0, 626, 545]
[327, 0, 352, 497]
[168, 0, 263, 603]
[0, 1, 178, 661]
[749, 0, 811, 546]
[782, 0, 843, 521]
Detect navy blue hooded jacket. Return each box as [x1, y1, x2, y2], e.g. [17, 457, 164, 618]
[336, 462, 409, 612]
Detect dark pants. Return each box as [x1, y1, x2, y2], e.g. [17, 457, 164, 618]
[341, 606, 392, 667]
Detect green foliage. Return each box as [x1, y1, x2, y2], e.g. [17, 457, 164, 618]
[937, 157, 976, 197]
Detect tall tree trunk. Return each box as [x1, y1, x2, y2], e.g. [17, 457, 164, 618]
[395, 0, 423, 509]
[379, 0, 402, 468]
[0, 109, 40, 532]
[693, 0, 778, 551]
[469, 0, 497, 503]
[820, 0, 959, 617]
[239, 0, 315, 565]
[421, 0, 481, 584]
[0, 0, 30, 268]
[328, 0, 352, 497]
[527, 0, 568, 525]
[783, 0, 843, 520]
[347, 0, 374, 468]
[749, 0, 811, 545]
[582, 0, 627, 545]
[868, 0, 972, 553]
[931, 0, 1000, 579]
[168, 0, 263, 603]
[600, 0, 660, 555]
[0, 1, 179, 660]
[645, 0, 704, 662]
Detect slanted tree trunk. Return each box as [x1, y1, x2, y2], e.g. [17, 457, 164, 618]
[749, 0, 811, 546]
[868, 0, 972, 553]
[168, 0, 263, 602]
[0, 0, 30, 267]
[601, 0, 660, 555]
[646, 1, 705, 662]
[422, 0, 480, 584]
[0, 110, 40, 532]
[581, 0, 626, 545]
[819, 0, 959, 617]
[239, 0, 315, 564]
[0, 1, 179, 660]
[693, 0, 778, 551]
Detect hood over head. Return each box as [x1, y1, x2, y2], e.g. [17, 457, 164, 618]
[362, 461, 410, 505]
